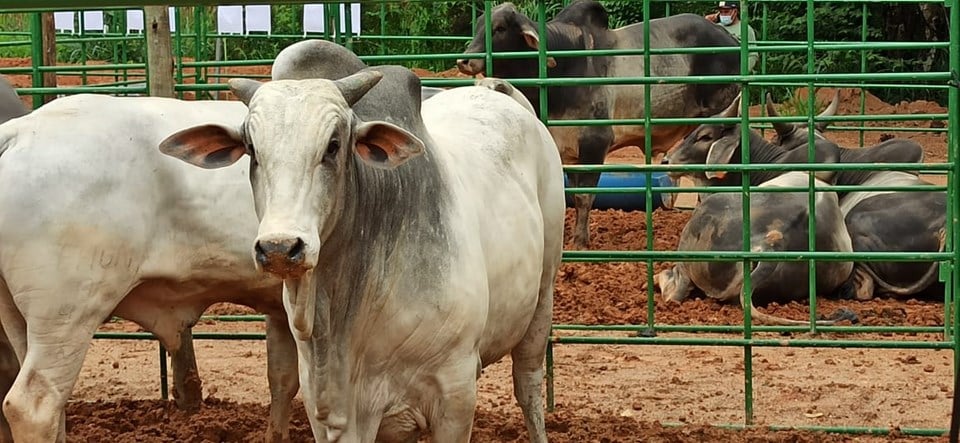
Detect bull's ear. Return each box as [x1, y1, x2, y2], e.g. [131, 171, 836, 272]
[704, 136, 740, 179]
[354, 121, 425, 169]
[520, 25, 557, 68]
[159, 124, 246, 169]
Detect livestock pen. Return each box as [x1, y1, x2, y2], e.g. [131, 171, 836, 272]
[0, 0, 956, 441]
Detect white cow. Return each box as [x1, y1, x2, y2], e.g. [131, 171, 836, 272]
[0, 94, 298, 442]
[160, 62, 565, 441]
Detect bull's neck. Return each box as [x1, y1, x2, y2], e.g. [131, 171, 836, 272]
[712, 133, 790, 186]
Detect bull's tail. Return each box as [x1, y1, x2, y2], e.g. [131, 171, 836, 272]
[737, 256, 857, 327]
[860, 227, 946, 297]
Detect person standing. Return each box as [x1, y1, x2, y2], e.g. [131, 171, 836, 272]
[705, 1, 758, 72]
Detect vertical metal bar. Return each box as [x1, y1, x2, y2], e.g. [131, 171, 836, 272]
[642, 0, 656, 338]
[739, 0, 754, 426]
[29, 12, 42, 109]
[379, 1, 386, 56]
[536, 0, 547, 122]
[173, 7, 183, 99]
[482, 1, 492, 76]
[947, 0, 960, 440]
[159, 342, 168, 401]
[805, 0, 818, 333]
[858, 4, 868, 147]
[194, 7, 204, 97]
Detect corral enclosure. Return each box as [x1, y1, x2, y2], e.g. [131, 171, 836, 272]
[0, 0, 957, 441]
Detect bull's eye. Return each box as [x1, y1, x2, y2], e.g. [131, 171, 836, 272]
[697, 133, 711, 143]
[324, 139, 341, 163]
[494, 25, 505, 33]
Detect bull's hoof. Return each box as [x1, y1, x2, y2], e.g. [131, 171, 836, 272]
[823, 308, 859, 324]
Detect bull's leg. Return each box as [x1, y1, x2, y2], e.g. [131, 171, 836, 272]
[429, 358, 479, 443]
[2, 292, 111, 442]
[656, 265, 694, 303]
[0, 278, 22, 443]
[508, 289, 553, 443]
[170, 327, 202, 412]
[567, 171, 600, 251]
[265, 313, 299, 443]
[0, 323, 18, 443]
[570, 126, 614, 250]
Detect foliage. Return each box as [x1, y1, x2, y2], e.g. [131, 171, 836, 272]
[0, 1, 948, 105]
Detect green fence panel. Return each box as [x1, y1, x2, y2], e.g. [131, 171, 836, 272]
[0, 0, 955, 438]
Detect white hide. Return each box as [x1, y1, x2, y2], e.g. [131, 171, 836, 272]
[0, 94, 294, 442]
[241, 83, 563, 441]
[838, 171, 928, 216]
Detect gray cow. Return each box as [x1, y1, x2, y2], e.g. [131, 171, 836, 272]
[766, 92, 945, 300]
[0, 76, 28, 125]
[656, 97, 857, 324]
[765, 90, 926, 199]
[655, 170, 857, 325]
[457, 0, 742, 249]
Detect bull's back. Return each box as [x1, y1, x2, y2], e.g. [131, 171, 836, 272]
[0, 95, 261, 282]
[421, 86, 564, 364]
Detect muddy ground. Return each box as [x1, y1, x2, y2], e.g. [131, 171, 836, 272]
[1, 57, 954, 441]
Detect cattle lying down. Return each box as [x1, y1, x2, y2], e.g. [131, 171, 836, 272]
[655, 171, 858, 326]
[662, 94, 845, 200]
[0, 95, 298, 442]
[764, 92, 946, 300]
[456, 0, 742, 249]
[839, 173, 946, 300]
[160, 50, 565, 443]
[765, 91, 925, 196]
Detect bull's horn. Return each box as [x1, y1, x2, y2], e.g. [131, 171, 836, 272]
[717, 91, 742, 119]
[818, 89, 840, 118]
[765, 92, 794, 137]
[334, 70, 384, 107]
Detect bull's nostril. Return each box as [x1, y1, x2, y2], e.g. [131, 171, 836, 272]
[254, 242, 268, 265]
[288, 238, 306, 261]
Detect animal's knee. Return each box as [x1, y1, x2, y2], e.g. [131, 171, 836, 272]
[4, 373, 61, 441]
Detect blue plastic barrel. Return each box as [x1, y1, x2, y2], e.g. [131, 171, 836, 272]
[563, 171, 674, 211]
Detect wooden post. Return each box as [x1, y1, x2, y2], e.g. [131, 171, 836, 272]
[144, 6, 175, 98]
[40, 12, 57, 104]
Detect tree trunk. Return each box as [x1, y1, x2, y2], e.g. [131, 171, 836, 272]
[40, 12, 57, 104]
[144, 6, 175, 98]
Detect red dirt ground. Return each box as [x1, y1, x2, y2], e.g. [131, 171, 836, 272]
[1, 57, 953, 442]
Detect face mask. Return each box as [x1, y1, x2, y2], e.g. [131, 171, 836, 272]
[719, 14, 734, 25]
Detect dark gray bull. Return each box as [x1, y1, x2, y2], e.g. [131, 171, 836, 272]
[654, 170, 857, 325]
[0, 76, 28, 124]
[456, 0, 742, 249]
[766, 90, 926, 197]
[657, 97, 858, 324]
[766, 92, 946, 300]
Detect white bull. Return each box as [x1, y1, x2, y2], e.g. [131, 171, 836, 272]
[0, 94, 298, 442]
[160, 66, 565, 442]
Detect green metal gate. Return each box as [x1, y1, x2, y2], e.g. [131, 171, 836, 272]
[0, 0, 956, 439]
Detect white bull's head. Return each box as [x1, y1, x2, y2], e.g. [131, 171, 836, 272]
[158, 71, 426, 340]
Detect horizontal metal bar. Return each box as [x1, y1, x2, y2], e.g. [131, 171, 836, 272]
[553, 324, 946, 334]
[454, 41, 950, 59]
[562, 250, 952, 262]
[552, 335, 952, 349]
[0, 0, 949, 10]
[667, 422, 947, 438]
[93, 332, 266, 340]
[562, 162, 952, 173]
[563, 185, 947, 194]
[548, 114, 949, 127]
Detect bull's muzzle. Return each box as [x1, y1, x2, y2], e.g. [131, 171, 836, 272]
[254, 236, 310, 278]
[456, 58, 484, 76]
